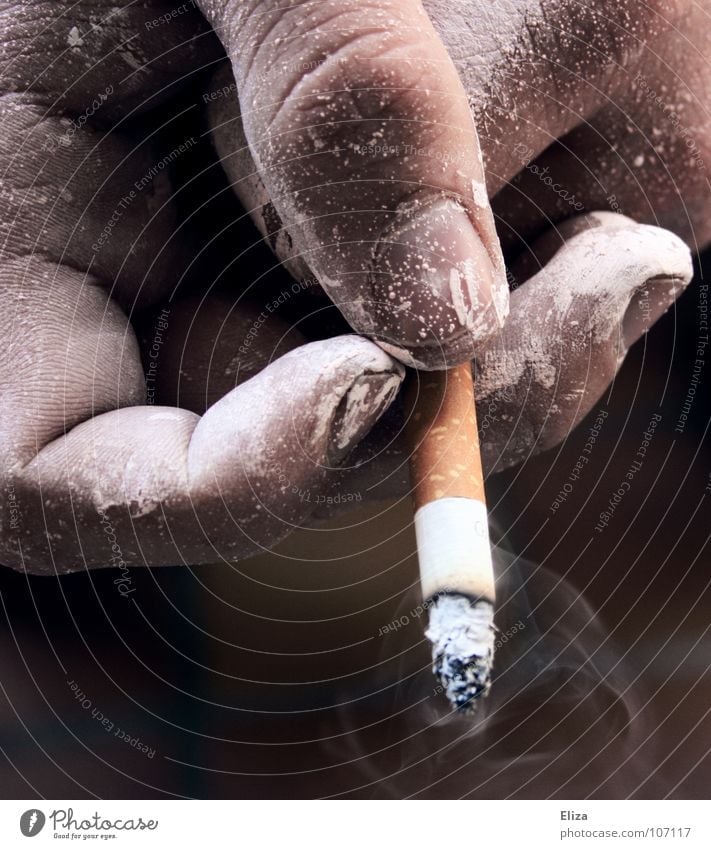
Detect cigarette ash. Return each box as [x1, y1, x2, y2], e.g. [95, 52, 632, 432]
[326, 542, 655, 798]
[426, 595, 495, 712]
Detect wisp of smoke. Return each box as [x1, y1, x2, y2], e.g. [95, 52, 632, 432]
[325, 529, 658, 799]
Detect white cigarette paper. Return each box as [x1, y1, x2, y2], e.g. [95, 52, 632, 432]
[406, 364, 496, 711]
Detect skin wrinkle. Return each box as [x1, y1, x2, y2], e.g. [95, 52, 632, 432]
[256, 30, 403, 132]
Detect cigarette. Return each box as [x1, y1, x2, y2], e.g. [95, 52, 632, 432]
[405, 363, 495, 713]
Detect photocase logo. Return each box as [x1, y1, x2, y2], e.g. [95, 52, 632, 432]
[20, 809, 46, 837]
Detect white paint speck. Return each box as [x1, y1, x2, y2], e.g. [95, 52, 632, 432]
[67, 26, 84, 48]
[471, 179, 488, 208]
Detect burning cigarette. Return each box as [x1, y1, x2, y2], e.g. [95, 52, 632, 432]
[406, 363, 495, 713]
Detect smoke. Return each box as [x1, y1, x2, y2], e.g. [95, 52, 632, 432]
[324, 532, 660, 798]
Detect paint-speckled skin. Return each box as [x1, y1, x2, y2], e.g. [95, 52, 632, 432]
[207, 0, 710, 269]
[0, 0, 706, 572]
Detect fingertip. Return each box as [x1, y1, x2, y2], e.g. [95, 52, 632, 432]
[363, 196, 508, 369]
[277, 334, 406, 460]
[622, 275, 690, 348]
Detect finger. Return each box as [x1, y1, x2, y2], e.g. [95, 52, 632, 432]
[198, 0, 509, 368]
[491, 21, 711, 255]
[1, 0, 227, 316]
[0, 260, 403, 573]
[475, 212, 694, 472]
[203, 0, 693, 304]
[1, 89, 196, 316]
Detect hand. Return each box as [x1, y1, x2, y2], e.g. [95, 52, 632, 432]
[209, 0, 710, 276]
[201, 0, 705, 489]
[0, 1, 411, 574]
[0, 1, 701, 574]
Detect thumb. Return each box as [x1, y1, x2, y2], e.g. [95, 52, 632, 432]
[198, 0, 508, 368]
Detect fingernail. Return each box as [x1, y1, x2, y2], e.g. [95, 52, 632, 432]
[369, 197, 508, 369]
[328, 370, 403, 464]
[622, 275, 688, 348]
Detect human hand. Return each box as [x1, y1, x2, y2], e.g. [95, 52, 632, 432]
[201, 0, 704, 490]
[0, 0, 700, 574]
[208, 0, 709, 296]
